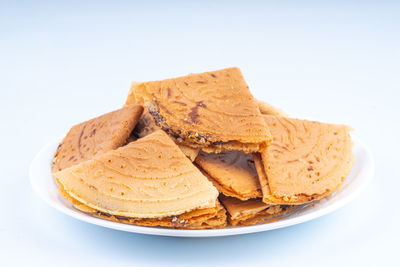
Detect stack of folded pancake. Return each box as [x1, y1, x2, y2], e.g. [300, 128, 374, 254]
[52, 67, 354, 229]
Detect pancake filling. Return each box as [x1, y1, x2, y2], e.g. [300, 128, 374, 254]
[147, 102, 230, 148]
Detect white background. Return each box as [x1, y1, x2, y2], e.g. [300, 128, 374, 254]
[1, 1, 399, 266]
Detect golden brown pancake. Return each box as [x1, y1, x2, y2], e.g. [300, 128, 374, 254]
[220, 195, 294, 226]
[195, 151, 262, 200]
[53, 130, 219, 218]
[129, 67, 272, 153]
[95, 200, 227, 229]
[254, 115, 354, 205]
[57, 181, 226, 229]
[52, 104, 143, 172]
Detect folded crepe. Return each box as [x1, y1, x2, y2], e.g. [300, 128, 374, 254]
[57, 181, 226, 229]
[195, 150, 294, 226]
[220, 196, 294, 226]
[128, 67, 272, 153]
[130, 108, 200, 161]
[52, 104, 143, 172]
[254, 115, 354, 205]
[95, 200, 227, 229]
[195, 150, 262, 200]
[53, 130, 219, 219]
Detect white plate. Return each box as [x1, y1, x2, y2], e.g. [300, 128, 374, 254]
[30, 136, 374, 237]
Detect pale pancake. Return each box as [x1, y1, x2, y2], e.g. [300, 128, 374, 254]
[54, 130, 219, 218]
[129, 67, 272, 153]
[57, 181, 226, 229]
[195, 151, 262, 200]
[254, 115, 354, 205]
[52, 104, 143, 172]
[220, 195, 294, 226]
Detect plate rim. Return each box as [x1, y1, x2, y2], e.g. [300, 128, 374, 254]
[29, 135, 374, 237]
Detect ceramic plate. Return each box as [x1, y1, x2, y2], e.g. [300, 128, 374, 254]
[30, 136, 374, 237]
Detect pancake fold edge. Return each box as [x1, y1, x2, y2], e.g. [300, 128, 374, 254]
[255, 115, 354, 205]
[52, 104, 144, 172]
[54, 130, 219, 219]
[128, 67, 272, 153]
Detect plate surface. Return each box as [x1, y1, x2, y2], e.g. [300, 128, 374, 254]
[30, 136, 374, 237]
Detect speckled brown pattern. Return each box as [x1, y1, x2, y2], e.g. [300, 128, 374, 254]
[129, 67, 272, 153]
[254, 115, 354, 205]
[52, 104, 143, 172]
